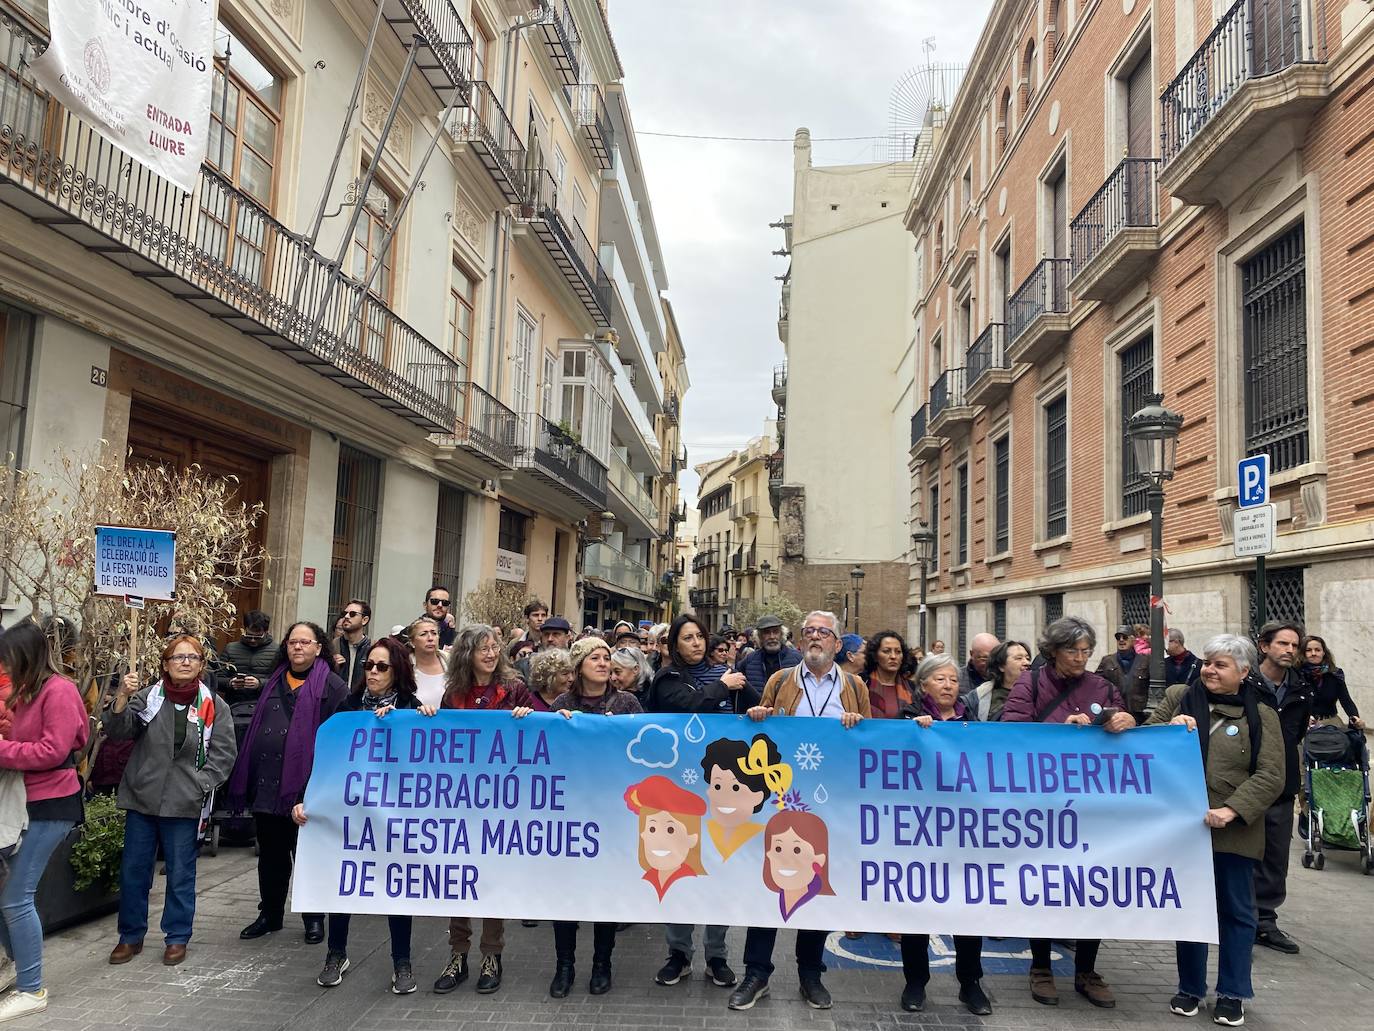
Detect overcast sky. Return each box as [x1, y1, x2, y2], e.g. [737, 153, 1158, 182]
[609, 1, 994, 503]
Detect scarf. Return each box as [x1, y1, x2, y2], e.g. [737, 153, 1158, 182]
[919, 691, 969, 721]
[680, 658, 727, 689]
[228, 658, 332, 813]
[142, 676, 215, 771]
[1180, 680, 1261, 774]
[445, 682, 512, 710]
[360, 688, 398, 711]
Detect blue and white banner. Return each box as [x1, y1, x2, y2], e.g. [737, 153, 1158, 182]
[293, 712, 1219, 943]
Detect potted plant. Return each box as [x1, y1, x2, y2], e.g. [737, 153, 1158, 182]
[36, 793, 124, 932]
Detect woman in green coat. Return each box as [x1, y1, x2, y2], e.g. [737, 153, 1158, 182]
[1146, 633, 1284, 1028]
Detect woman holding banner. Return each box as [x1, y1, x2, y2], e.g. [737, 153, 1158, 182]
[104, 635, 237, 968]
[295, 636, 432, 995]
[1001, 616, 1134, 1009]
[548, 636, 641, 997]
[228, 621, 347, 946]
[896, 653, 990, 1014]
[430, 624, 534, 997]
[1147, 634, 1284, 1027]
[526, 649, 573, 711]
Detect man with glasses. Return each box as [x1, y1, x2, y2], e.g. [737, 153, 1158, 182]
[728, 611, 870, 1012]
[419, 586, 457, 648]
[1096, 624, 1149, 723]
[332, 600, 372, 691]
[217, 610, 278, 704]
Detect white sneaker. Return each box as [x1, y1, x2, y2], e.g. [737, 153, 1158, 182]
[0, 989, 47, 1023]
[0, 956, 13, 994]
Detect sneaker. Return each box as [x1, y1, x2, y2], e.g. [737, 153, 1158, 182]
[727, 975, 769, 1011]
[799, 975, 832, 1010]
[1213, 997, 1245, 1026]
[1029, 967, 1059, 1006]
[433, 952, 468, 994]
[706, 957, 737, 988]
[1171, 992, 1202, 1017]
[0, 989, 47, 1023]
[391, 962, 417, 995]
[655, 950, 692, 986]
[959, 980, 993, 1016]
[1255, 928, 1299, 954]
[476, 954, 502, 994]
[317, 951, 349, 988]
[1075, 971, 1116, 1008]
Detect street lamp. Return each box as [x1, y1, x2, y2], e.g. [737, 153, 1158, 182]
[760, 560, 771, 600]
[850, 565, 865, 635]
[1127, 392, 1184, 715]
[911, 522, 936, 650]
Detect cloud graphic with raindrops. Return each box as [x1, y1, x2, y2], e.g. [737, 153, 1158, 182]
[626, 724, 680, 769]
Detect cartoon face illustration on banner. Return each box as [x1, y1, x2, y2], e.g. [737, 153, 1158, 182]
[624, 775, 707, 900]
[762, 810, 835, 920]
[700, 734, 788, 861]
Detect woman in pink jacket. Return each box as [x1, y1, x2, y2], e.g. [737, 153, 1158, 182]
[0, 621, 90, 1022]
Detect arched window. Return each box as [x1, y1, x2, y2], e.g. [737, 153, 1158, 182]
[1021, 39, 1038, 107]
[997, 86, 1012, 157]
[934, 221, 944, 270]
[1047, 0, 1066, 64]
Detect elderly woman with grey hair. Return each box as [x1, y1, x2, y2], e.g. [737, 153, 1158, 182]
[1146, 633, 1283, 1027]
[1001, 616, 1133, 1010]
[609, 646, 650, 697]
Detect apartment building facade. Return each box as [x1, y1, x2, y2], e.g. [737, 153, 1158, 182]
[0, 0, 685, 633]
[905, 0, 1374, 709]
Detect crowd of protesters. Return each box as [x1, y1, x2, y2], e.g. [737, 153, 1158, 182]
[0, 591, 1363, 1025]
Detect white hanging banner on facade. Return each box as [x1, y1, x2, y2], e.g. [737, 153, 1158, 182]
[31, 0, 215, 193]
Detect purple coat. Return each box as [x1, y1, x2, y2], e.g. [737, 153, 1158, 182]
[1000, 663, 1125, 724]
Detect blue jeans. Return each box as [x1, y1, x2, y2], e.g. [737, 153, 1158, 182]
[118, 811, 200, 946]
[1177, 852, 1257, 1000]
[0, 819, 75, 992]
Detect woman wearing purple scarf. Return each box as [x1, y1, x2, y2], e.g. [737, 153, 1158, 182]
[227, 621, 348, 945]
[895, 654, 991, 1016]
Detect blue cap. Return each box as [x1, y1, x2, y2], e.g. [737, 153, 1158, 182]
[837, 633, 864, 663]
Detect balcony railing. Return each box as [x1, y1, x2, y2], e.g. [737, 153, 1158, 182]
[689, 588, 718, 608]
[516, 414, 608, 509]
[691, 548, 718, 573]
[0, 11, 461, 432]
[567, 83, 614, 170]
[731, 496, 759, 521]
[1162, 0, 1328, 165]
[609, 451, 659, 526]
[1070, 158, 1160, 279]
[435, 383, 519, 467]
[452, 81, 526, 204]
[583, 542, 656, 600]
[665, 391, 680, 425]
[772, 362, 788, 405]
[520, 166, 611, 322]
[380, 0, 474, 102]
[911, 404, 928, 446]
[930, 368, 968, 424]
[535, 0, 581, 86]
[966, 323, 1009, 388]
[1008, 258, 1071, 342]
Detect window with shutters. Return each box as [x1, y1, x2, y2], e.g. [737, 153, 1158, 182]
[928, 481, 941, 573]
[992, 434, 1011, 554]
[1043, 394, 1068, 538]
[1124, 48, 1152, 158]
[1047, 0, 1066, 63]
[1120, 336, 1154, 517]
[329, 446, 381, 627]
[1242, 224, 1308, 473]
[498, 507, 528, 554]
[447, 259, 477, 371]
[511, 307, 536, 417]
[956, 460, 970, 566]
[993, 599, 1007, 641]
[1044, 164, 1068, 260]
[433, 485, 466, 593]
[957, 604, 968, 658]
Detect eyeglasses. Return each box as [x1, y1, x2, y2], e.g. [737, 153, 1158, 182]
[1114, 634, 1130, 641]
[476, 643, 501, 656]
[1063, 647, 1094, 658]
[801, 626, 837, 638]
[343, 610, 364, 619]
[427, 597, 451, 607]
[287, 639, 318, 648]
[167, 654, 201, 664]
[362, 660, 392, 672]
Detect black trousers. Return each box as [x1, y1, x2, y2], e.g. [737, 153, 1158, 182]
[1254, 798, 1293, 930]
[253, 813, 321, 925]
[901, 934, 983, 988]
[741, 926, 827, 980]
[1031, 937, 1100, 973]
[553, 921, 616, 966]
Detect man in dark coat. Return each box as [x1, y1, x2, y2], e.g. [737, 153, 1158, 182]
[1096, 624, 1150, 721]
[737, 616, 801, 694]
[1163, 628, 1202, 686]
[217, 610, 278, 704]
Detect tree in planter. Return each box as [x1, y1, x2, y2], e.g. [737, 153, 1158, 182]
[733, 594, 804, 635]
[69, 793, 126, 892]
[462, 579, 533, 633]
[0, 445, 268, 768]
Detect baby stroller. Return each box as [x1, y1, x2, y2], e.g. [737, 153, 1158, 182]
[1300, 723, 1372, 873]
[206, 698, 261, 856]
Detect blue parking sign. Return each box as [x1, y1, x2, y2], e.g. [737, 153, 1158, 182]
[1237, 455, 1269, 509]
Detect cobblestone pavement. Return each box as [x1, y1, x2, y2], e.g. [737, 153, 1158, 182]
[21, 839, 1373, 1031]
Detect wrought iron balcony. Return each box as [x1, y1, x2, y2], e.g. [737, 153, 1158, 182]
[689, 588, 719, 608]
[965, 322, 1014, 407]
[452, 81, 526, 204]
[0, 11, 462, 433]
[910, 404, 942, 464]
[728, 542, 758, 575]
[535, 0, 581, 87]
[691, 549, 718, 573]
[516, 414, 608, 510]
[1160, 0, 1328, 204]
[731, 496, 759, 522]
[379, 0, 474, 103]
[519, 167, 611, 323]
[1070, 157, 1161, 302]
[772, 362, 788, 406]
[929, 367, 975, 435]
[433, 383, 519, 468]
[665, 391, 680, 425]
[1007, 257, 1072, 366]
[583, 542, 656, 600]
[567, 83, 614, 170]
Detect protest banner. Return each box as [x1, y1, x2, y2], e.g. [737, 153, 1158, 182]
[293, 712, 1219, 943]
[94, 525, 177, 601]
[31, 0, 215, 193]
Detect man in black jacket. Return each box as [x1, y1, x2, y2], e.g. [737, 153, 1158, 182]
[1163, 628, 1202, 686]
[1096, 624, 1150, 721]
[217, 610, 278, 704]
[1250, 620, 1312, 955]
[333, 599, 372, 691]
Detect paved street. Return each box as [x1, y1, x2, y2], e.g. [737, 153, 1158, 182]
[24, 839, 1372, 1031]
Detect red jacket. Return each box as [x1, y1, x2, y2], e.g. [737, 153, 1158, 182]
[0, 674, 89, 802]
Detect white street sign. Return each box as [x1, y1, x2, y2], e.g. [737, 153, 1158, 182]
[1232, 504, 1276, 558]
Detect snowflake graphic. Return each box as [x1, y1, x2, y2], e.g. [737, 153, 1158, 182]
[680, 768, 699, 786]
[793, 742, 824, 771]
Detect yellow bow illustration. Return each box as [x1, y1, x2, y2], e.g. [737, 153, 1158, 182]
[737, 740, 793, 809]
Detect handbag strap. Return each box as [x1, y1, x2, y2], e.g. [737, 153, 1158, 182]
[1033, 665, 1079, 722]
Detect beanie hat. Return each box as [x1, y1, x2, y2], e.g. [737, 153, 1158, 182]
[569, 635, 610, 674]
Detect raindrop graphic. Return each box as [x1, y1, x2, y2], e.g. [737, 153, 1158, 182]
[813, 784, 829, 805]
[684, 714, 706, 744]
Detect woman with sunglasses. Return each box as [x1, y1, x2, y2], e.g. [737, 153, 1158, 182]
[295, 637, 433, 994]
[408, 616, 449, 709]
[105, 635, 237, 968]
